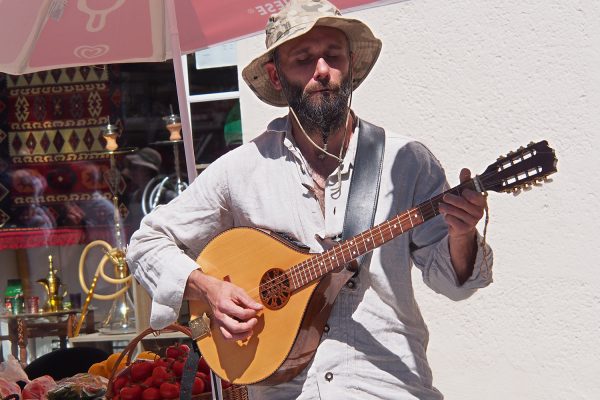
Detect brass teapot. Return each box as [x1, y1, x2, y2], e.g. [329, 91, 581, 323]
[37, 255, 66, 312]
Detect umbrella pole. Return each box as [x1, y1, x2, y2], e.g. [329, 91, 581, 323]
[165, 5, 224, 400]
[166, 0, 197, 183]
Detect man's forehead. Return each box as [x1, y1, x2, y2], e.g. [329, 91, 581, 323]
[279, 26, 349, 54]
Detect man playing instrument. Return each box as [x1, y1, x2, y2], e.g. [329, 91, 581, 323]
[127, 1, 493, 398]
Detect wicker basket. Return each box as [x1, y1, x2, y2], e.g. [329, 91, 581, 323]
[105, 323, 248, 400]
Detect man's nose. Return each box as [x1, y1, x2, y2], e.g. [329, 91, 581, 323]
[313, 57, 331, 82]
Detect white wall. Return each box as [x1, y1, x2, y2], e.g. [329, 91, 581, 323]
[237, 0, 600, 399]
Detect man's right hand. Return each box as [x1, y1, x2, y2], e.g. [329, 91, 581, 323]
[184, 269, 263, 341]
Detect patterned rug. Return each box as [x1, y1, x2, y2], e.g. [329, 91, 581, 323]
[0, 66, 128, 249]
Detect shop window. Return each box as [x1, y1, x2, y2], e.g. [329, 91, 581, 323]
[0, 45, 242, 244]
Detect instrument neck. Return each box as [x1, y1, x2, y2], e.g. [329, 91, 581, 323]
[287, 179, 478, 291]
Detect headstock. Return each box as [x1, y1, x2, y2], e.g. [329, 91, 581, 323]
[478, 141, 557, 195]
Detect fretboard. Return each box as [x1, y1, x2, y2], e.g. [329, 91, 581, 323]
[285, 179, 477, 291]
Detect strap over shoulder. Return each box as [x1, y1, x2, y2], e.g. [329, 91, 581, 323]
[342, 119, 386, 271]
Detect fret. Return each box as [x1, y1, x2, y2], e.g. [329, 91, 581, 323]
[293, 264, 300, 287]
[363, 232, 374, 252]
[353, 238, 362, 255]
[377, 224, 384, 243]
[428, 198, 438, 217]
[362, 232, 371, 253]
[329, 251, 337, 270]
[384, 221, 394, 240]
[338, 244, 348, 263]
[290, 266, 298, 289]
[312, 256, 319, 278]
[295, 267, 303, 289]
[397, 212, 407, 233]
[354, 232, 364, 254]
[310, 257, 318, 280]
[349, 239, 360, 259]
[300, 262, 308, 285]
[419, 202, 431, 220]
[333, 246, 346, 268]
[414, 209, 423, 225]
[318, 258, 326, 275]
[393, 215, 403, 236]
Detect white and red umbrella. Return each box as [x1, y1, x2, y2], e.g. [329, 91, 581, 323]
[0, 0, 401, 180]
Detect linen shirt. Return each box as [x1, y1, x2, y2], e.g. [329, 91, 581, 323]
[127, 115, 493, 400]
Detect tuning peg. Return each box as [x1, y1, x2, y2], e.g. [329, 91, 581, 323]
[544, 177, 553, 183]
[529, 141, 536, 146]
[518, 146, 525, 151]
[523, 183, 533, 191]
[533, 180, 543, 187]
[512, 187, 522, 196]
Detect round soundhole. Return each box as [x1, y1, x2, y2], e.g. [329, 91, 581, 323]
[259, 268, 291, 310]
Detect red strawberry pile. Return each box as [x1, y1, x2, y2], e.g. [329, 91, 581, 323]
[110, 344, 231, 400]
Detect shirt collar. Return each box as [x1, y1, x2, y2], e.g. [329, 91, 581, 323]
[266, 114, 360, 175]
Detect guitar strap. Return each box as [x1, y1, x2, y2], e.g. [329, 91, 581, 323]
[342, 119, 386, 272]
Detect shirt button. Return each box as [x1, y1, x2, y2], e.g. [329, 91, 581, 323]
[323, 324, 330, 333]
[325, 372, 333, 382]
[346, 279, 356, 289]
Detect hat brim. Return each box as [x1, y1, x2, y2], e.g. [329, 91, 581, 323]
[242, 16, 382, 107]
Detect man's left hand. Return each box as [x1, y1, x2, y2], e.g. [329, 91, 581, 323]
[439, 168, 486, 237]
[439, 168, 486, 283]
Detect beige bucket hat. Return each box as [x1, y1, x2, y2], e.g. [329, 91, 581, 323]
[242, 0, 382, 107]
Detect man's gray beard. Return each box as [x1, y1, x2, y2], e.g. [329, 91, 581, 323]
[279, 73, 352, 137]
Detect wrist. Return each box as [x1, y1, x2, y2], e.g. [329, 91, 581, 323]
[184, 269, 211, 300]
[448, 230, 478, 284]
[449, 229, 477, 245]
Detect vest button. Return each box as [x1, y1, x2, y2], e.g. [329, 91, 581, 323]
[325, 372, 333, 382]
[346, 279, 356, 289]
[323, 324, 330, 333]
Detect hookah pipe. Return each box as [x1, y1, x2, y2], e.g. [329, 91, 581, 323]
[74, 124, 133, 336]
[141, 105, 188, 215]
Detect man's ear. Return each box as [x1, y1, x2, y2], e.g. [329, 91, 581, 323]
[265, 62, 283, 91]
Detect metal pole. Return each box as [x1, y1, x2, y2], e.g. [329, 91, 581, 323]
[165, 0, 198, 183]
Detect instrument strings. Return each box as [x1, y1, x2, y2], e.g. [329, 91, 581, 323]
[244, 167, 530, 302]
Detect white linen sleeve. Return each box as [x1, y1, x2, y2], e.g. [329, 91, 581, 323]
[413, 231, 493, 301]
[407, 142, 494, 300]
[126, 158, 233, 329]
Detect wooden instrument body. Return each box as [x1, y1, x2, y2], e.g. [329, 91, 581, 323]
[189, 227, 353, 385]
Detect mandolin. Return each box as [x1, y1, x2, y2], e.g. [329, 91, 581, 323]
[188, 140, 558, 385]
